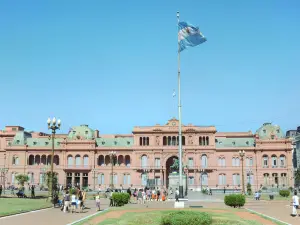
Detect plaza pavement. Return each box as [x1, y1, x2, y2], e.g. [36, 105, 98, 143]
[1, 192, 299, 225]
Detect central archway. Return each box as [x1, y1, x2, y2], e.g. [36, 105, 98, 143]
[166, 156, 178, 188]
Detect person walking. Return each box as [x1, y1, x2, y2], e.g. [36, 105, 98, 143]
[95, 193, 101, 211]
[78, 190, 83, 213]
[71, 192, 77, 213]
[31, 185, 35, 198]
[63, 191, 70, 213]
[138, 189, 143, 204]
[157, 189, 160, 201]
[292, 191, 299, 217]
[175, 188, 179, 202]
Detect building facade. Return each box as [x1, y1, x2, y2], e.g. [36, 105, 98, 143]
[0, 118, 294, 191]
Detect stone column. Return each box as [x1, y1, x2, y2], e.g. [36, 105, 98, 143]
[72, 173, 75, 187]
[163, 169, 166, 188]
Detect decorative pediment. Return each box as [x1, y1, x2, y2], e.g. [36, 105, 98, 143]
[166, 118, 179, 126]
[185, 128, 196, 132]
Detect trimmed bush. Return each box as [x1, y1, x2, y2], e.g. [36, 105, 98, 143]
[279, 190, 290, 197]
[161, 211, 212, 225]
[224, 194, 246, 208]
[112, 192, 130, 206]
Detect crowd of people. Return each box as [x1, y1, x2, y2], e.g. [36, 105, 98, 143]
[59, 187, 87, 213]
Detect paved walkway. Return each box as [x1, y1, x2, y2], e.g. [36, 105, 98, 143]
[0, 199, 110, 225]
[245, 199, 298, 225]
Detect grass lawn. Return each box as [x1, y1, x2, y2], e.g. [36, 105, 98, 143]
[0, 197, 52, 217]
[76, 208, 285, 225]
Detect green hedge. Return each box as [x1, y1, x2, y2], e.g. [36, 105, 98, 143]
[161, 211, 212, 225]
[112, 193, 130, 206]
[224, 194, 246, 208]
[279, 190, 290, 197]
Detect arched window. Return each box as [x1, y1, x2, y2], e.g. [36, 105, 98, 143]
[163, 136, 167, 146]
[139, 137, 142, 146]
[201, 173, 208, 186]
[98, 173, 104, 184]
[47, 155, 51, 165]
[167, 136, 171, 145]
[123, 173, 131, 185]
[201, 154, 208, 168]
[199, 137, 202, 146]
[206, 136, 209, 145]
[233, 173, 240, 186]
[263, 173, 269, 185]
[117, 155, 124, 165]
[75, 155, 81, 166]
[182, 136, 185, 145]
[141, 155, 147, 168]
[246, 157, 253, 167]
[98, 155, 104, 166]
[202, 137, 206, 146]
[105, 155, 110, 165]
[218, 174, 226, 185]
[232, 157, 240, 167]
[54, 155, 59, 165]
[83, 155, 89, 166]
[218, 157, 225, 167]
[41, 155, 46, 165]
[271, 155, 277, 167]
[125, 155, 130, 167]
[172, 136, 176, 146]
[146, 137, 149, 146]
[35, 155, 40, 165]
[28, 155, 34, 165]
[67, 155, 73, 166]
[263, 155, 268, 167]
[142, 137, 146, 146]
[280, 155, 286, 167]
[12, 155, 19, 165]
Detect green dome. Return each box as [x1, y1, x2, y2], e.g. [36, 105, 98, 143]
[256, 122, 285, 140]
[68, 125, 95, 140]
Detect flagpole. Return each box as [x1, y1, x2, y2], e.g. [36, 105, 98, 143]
[177, 11, 184, 199]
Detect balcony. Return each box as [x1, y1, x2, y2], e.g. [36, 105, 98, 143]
[65, 165, 91, 170]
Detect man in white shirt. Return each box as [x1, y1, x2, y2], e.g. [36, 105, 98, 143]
[292, 191, 299, 216]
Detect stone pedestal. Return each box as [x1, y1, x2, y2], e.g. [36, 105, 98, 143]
[168, 173, 187, 194]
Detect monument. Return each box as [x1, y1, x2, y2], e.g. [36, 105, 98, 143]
[168, 158, 187, 196]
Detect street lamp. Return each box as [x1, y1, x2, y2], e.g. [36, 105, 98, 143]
[47, 117, 61, 201]
[109, 151, 117, 190]
[239, 150, 245, 194]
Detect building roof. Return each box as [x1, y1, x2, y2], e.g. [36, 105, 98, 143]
[215, 137, 255, 148]
[255, 122, 285, 140]
[67, 124, 95, 140]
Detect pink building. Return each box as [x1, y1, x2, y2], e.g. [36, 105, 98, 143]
[0, 118, 294, 191]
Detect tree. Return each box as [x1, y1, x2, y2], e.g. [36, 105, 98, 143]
[15, 174, 29, 187]
[295, 169, 300, 186]
[45, 171, 58, 191]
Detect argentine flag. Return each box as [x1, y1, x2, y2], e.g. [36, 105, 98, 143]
[178, 21, 206, 52]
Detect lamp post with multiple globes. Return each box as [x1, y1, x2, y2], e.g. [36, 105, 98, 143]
[47, 117, 61, 201]
[239, 150, 245, 194]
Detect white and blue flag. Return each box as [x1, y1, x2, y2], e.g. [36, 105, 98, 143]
[178, 21, 206, 52]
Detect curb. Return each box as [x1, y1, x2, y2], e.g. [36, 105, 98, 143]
[67, 208, 110, 225]
[245, 208, 291, 225]
[0, 207, 53, 219]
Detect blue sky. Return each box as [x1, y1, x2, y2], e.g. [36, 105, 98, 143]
[0, 0, 300, 135]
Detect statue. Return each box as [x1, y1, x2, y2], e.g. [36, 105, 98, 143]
[170, 158, 179, 173]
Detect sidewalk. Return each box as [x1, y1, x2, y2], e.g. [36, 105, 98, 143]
[0, 199, 110, 225]
[245, 199, 297, 225]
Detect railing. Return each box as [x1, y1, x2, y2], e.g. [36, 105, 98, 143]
[65, 165, 91, 169]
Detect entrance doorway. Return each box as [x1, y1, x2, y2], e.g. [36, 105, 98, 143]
[66, 173, 72, 187]
[166, 156, 178, 188]
[82, 173, 88, 188]
[74, 173, 80, 186]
